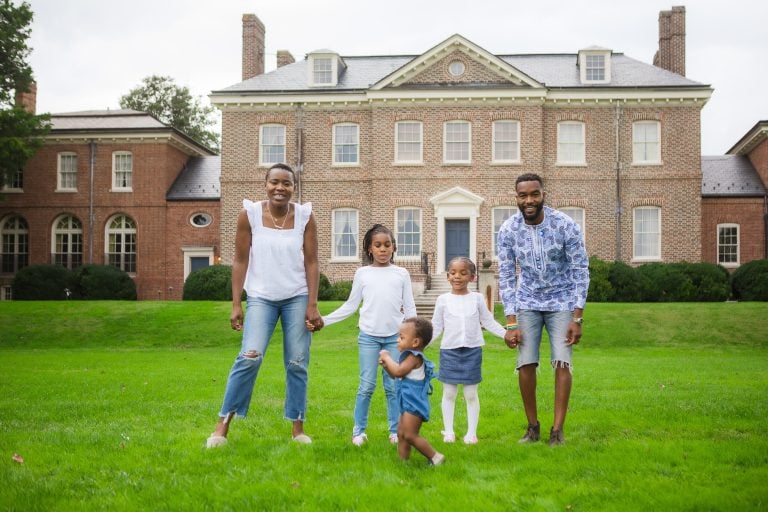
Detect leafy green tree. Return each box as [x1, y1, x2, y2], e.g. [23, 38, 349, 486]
[0, 0, 50, 188]
[119, 75, 220, 152]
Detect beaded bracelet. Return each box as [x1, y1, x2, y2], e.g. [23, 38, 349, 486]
[506, 324, 518, 331]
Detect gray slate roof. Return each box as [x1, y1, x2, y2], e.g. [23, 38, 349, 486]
[215, 53, 704, 93]
[701, 155, 767, 197]
[167, 156, 221, 200]
[50, 110, 166, 130]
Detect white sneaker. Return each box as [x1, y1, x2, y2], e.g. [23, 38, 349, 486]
[352, 434, 367, 446]
[463, 435, 478, 445]
[442, 431, 456, 443]
[430, 452, 446, 466]
[388, 433, 398, 444]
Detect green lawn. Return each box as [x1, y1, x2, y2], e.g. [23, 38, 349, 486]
[1, 301, 767, 511]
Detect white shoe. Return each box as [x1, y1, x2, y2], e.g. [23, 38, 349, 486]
[292, 434, 312, 444]
[463, 435, 478, 445]
[352, 434, 367, 446]
[442, 431, 456, 443]
[430, 452, 446, 466]
[388, 433, 398, 444]
[206, 434, 227, 449]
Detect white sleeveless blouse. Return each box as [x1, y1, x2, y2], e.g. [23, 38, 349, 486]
[242, 199, 312, 301]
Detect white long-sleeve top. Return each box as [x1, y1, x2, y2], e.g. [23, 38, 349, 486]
[322, 265, 417, 337]
[430, 292, 506, 349]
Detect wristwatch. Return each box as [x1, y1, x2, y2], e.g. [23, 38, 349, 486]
[571, 317, 584, 325]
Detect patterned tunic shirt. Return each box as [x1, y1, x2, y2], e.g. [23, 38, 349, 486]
[497, 206, 590, 316]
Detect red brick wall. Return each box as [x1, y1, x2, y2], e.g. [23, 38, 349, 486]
[701, 197, 766, 266]
[0, 140, 219, 300]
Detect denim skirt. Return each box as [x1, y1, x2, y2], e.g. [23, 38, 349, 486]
[438, 346, 482, 385]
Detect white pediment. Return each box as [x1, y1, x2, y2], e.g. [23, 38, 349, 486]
[371, 34, 543, 90]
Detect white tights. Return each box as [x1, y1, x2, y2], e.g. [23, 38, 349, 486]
[441, 383, 479, 439]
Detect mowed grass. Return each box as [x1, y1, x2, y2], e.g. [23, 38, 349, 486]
[1, 301, 767, 511]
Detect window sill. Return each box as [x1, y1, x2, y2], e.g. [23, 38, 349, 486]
[442, 162, 472, 167]
[111, 188, 133, 193]
[631, 258, 662, 264]
[631, 161, 663, 167]
[56, 189, 78, 193]
[490, 161, 521, 166]
[391, 162, 424, 167]
[331, 163, 361, 168]
[330, 258, 360, 264]
[0, 188, 23, 193]
[555, 163, 587, 167]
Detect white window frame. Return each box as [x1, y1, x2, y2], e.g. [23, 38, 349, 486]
[579, 50, 611, 84]
[394, 121, 423, 164]
[492, 120, 520, 163]
[112, 151, 133, 191]
[717, 223, 740, 268]
[183, 246, 214, 281]
[308, 53, 340, 87]
[633, 120, 661, 165]
[560, 207, 586, 238]
[57, 152, 78, 191]
[443, 121, 471, 164]
[51, 215, 83, 270]
[331, 208, 359, 262]
[1, 168, 23, 192]
[557, 121, 586, 165]
[105, 214, 137, 274]
[395, 207, 422, 260]
[332, 123, 359, 166]
[259, 124, 286, 167]
[492, 207, 515, 258]
[633, 206, 661, 261]
[1, 285, 11, 301]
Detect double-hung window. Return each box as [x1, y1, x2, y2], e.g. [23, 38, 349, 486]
[492, 207, 515, 257]
[717, 224, 739, 267]
[557, 122, 585, 165]
[332, 209, 358, 260]
[58, 153, 78, 191]
[492, 121, 520, 163]
[633, 121, 661, 164]
[395, 121, 423, 163]
[560, 207, 585, 238]
[260, 125, 286, 166]
[444, 121, 471, 164]
[395, 208, 421, 258]
[633, 207, 661, 260]
[333, 123, 359, 165]
[112, 152, 132, 191]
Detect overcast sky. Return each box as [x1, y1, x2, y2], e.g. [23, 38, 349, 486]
[26, 0, 768, 155]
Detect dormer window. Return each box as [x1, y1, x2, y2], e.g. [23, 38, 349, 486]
[308, 50, 345, 87]
[578, 47, 612, 84]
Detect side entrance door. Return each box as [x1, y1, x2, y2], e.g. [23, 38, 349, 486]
[445, 219, 470, 270]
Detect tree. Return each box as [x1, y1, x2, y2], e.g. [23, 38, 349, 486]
[120, 75, 220, 152]
[0, 0, 50, 188]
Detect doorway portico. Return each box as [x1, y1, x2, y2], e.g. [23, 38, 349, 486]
[430, 186, 484, 271]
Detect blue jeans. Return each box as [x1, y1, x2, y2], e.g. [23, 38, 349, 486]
[218, 294, 311, 421]
[516, 310, 573, 370]
[353, 332, 400, 436]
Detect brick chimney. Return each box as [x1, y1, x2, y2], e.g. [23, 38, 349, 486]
[15, 81, 37, 114]
[242, 14, 265, 81]
[276, 50, 295, 68]
[653, 6, 686, 76]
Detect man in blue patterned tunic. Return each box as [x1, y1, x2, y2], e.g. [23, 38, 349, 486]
[497, 173, 590, 446]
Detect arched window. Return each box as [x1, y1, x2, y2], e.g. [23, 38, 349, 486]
[105, 215, 137, 273]
[52, 215, 83, 269]
[1, 216, 29, 273]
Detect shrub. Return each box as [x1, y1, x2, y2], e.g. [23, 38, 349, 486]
[608, 261, 643, 302]
[183, 265, 233, 301]
[731, 259, 768, 301]
[330, 280, 353, 301]
[71, 265, 137, 300]
[587, 256, 613, 302]
[11, 264, 74, 300]
[683, 262, 730, 301]
[318, 273, 334, 300]
[636, 263, 695, 302]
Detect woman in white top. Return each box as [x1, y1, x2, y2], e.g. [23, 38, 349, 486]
[319, 224, 416, 446]
[431, 257, 514, 445]
[206, 163, 323, 448]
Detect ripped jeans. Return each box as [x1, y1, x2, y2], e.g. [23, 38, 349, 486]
[218, 294, 311, 422]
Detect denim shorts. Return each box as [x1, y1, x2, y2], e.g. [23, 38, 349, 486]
[516, 310, 573, 370]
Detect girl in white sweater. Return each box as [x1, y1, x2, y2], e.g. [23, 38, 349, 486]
[320, 224, 417, 446]
[431, 257, 514, 444]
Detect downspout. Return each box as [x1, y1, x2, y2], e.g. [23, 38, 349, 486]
[295, 105, 304, 203]
[614, 103, 623, 261]
[88, 140, 96, 264]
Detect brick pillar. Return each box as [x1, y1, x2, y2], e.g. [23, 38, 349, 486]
[653, 6, 686, 76]
[276, 50, 295, 68]
[242, 14, 265, 81]
[14, 81, 37, 114]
